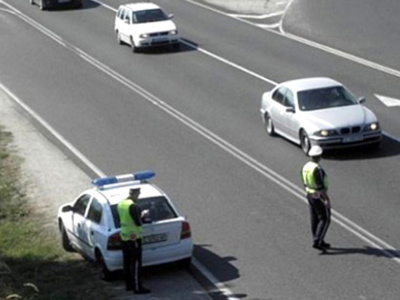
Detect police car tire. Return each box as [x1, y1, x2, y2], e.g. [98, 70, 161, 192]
[177, 258, 191, 269]
[96, 250, 113, 281]
[60, 222, 75, 252]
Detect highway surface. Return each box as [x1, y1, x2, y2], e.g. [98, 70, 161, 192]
[1, 0, 399, 299]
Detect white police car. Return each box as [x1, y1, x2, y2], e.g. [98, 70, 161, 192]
[57, 171, 193, 280]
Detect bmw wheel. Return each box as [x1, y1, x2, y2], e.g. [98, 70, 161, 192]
[264, 113, 275, 136]
[300, 130, 311, 155]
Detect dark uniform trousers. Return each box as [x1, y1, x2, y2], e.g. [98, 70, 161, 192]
[121, 239, 143, 291]
[307, 194, 331, 246]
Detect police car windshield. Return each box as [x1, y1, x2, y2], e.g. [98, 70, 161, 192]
[111, 196, 177, 228]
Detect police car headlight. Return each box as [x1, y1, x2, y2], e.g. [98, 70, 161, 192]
[140, 33, 150, 38]
[315, 129, 338, 137]
[365, 122, 380, 131]
[169, 30, 178, 35]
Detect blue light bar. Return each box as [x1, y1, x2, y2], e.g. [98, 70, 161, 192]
[134, 170, 155, 181]
[92, 176, 119, 187]
[92, 171, 155, 187]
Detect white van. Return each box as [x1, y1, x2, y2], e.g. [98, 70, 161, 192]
[114, 2, 180, 52]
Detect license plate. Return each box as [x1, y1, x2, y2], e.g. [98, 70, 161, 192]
[343, 134, 363, 143]
[143, 233, 167, 244]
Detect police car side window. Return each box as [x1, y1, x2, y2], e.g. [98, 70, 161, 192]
[73, 194, 91, 216]
[87, 198, 103, 224]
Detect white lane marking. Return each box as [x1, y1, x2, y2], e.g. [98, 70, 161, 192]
[180, 39, 277, 85]
[228, 11, 284, 19]
[257, 23, 280, 29]
[375, 94, 400, 107]
[3, 0, 400, 291]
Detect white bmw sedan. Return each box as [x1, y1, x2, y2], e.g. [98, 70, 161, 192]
[260, 77, 382, 154]
[57, 171, 193, 280]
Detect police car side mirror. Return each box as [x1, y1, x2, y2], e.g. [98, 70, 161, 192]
[62, 205, 74, 213]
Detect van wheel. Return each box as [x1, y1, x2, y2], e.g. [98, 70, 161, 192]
[300, 130, 311, 155]
[117, 31, 122, 45]
[130, 37, 139, 53]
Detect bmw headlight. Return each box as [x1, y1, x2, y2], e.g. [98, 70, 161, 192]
[169, 30, 178, 35]
[140, 33, 150, 38]
[365, 122, 380, 132]
[314, 129, 338, 137]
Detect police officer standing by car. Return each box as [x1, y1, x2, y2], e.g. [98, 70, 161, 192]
[117, 188, 151, 294]
[301, 145, 331, 252]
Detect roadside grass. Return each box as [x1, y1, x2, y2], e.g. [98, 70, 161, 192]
[0, 127, 111, 299]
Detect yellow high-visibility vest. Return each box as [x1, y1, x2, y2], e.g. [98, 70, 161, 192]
[117, 198, 142, 241]
[301, 162, 328, 194]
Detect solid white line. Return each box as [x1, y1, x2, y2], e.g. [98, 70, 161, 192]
[257, 23, 280, 29]
[180, 40, 278, 85]
[228, 11, 284, 19]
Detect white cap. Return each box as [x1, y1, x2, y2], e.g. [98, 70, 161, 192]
[308, 145, 323, 157]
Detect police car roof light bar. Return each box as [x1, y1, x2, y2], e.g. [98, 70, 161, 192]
[92, 171, 155, 187]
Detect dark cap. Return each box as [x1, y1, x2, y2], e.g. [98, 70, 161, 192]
[129, 188, 141, 195]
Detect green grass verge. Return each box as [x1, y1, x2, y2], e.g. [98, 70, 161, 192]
[0, 127, 112, 299]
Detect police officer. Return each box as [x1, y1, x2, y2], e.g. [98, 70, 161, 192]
[301, 145, 331, 252]
[117, 188, 150, 294]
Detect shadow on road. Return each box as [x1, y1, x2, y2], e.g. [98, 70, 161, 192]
[323, 134, 400, 161]
[320, 246, 400, 259]
[192, 244, 248, 299]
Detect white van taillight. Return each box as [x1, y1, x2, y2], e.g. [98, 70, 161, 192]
[180, 221, 191, 240]
[107, 233, 122, 250]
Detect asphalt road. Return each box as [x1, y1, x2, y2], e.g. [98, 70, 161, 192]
[1, 0, 400, 299]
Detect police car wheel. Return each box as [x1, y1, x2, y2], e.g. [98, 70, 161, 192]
[60, 222, 75, 252]
[177, 258, 191, 269]
[96, 250, 113, 281]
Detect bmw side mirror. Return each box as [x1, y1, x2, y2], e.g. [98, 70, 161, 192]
[358, 97, 366, 104]
[168, 13, 174, 19]
[286, 107, 295, 113]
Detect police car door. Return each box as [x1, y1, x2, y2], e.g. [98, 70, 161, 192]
[80, 197, 105, 260]
[70, 194, 91, 252]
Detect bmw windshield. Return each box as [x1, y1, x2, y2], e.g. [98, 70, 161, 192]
[298, 86, 359, 111]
